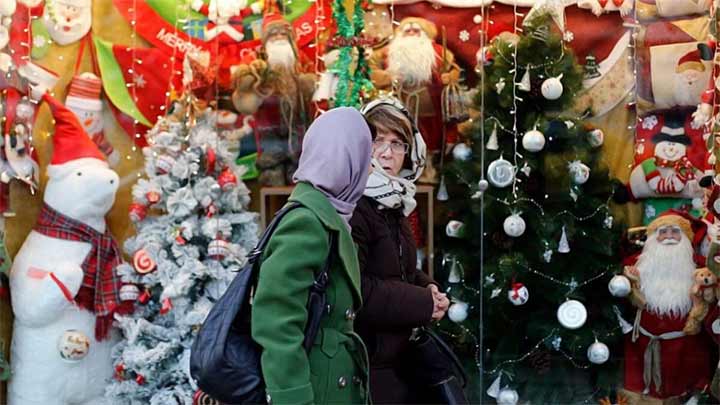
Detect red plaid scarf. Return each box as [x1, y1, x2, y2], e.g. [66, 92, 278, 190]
[34, 203, 133, 340]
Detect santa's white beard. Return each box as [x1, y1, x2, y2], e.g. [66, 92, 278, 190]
[387, 34, 436, 87]
[637, 235, 695, 318]
[266, 40, 297, 71]
[673, 71, 707, 106]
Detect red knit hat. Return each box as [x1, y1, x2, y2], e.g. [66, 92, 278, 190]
[65, 72, 103, 112]
[42, 93, 106, 165]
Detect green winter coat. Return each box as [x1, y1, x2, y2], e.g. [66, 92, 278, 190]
[251, 182, 370, 405]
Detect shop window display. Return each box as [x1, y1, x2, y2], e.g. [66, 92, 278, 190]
[0, 0, 718, 404]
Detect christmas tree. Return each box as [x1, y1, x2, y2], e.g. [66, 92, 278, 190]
[440, 16, 624, 404]
[105, 99, 259, 404]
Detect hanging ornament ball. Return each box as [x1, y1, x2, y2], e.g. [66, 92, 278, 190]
[58, 329, 90, 362]
[503, 214, 526, 238]
[557, 300, 587, 329]
[587, 341, 610, 364]
[478, 179, 489, 192]
[129, 203, 148, 223]
[448, 301, 469, 323]
[473, 14, 482, 24]
[608, 274, 631, 297]
[452, 143, 472, 161]
[156, 155, 176, 175]
[218, 167, 238, 191]
[522, 129, 545, 152]
[208, 238, 231, 260]
[541, 75, 564, 100]
[119, 284, 140, 302]
[497, 388, 519, 405]
[133, 249, 157, 274]
[507, 283, 529, 306]
[568, 161, 591, 185]
[487, 157, 515, 188]
[588, 129, 605, 148]
[446, 220, 466, 238]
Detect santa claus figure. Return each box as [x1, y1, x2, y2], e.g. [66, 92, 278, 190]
[629, 118, 702, 198]
[42, 0, 91, 46]
[369, 17, 460, 158]
[621, 214, 713, 403]
[250, 6, 314, 186]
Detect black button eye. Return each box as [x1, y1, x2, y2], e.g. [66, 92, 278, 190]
[77, 172, 82, 176]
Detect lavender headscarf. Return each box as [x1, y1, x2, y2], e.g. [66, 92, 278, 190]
[293, 107, 373, 229]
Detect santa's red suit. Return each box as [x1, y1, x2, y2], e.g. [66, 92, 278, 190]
[623, 309, 714, 398]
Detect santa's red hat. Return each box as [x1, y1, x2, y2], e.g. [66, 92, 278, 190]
[676, 49, 706, 73]
[261, 2, 292, 44]
[42, 93, 106, 165]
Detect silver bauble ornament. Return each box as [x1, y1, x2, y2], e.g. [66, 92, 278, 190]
[608, 275, 631, 297]
[587, 341, 610, 364]
[497, 388, 519, 405]
[541, 74, 564, 100]
[503, 214, 526, 237]
[522, 128, 545, 152]
[452, 143, 472, 161]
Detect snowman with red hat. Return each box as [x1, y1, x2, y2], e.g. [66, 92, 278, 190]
[8, 93, 132, 404]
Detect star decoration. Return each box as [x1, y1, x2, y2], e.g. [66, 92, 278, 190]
[563, 31, 574, 42]
[568, 278, 578, 291]
[564, 120, 575, 129]
[133, 73, 146, 89]
[485, 274, 496, 286]
[524, 0, 571, 32]
[459, 30, 470, 42]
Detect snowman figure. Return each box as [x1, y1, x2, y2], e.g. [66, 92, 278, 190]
[8, 93, 133, 405]
[629, 118, 702, 198]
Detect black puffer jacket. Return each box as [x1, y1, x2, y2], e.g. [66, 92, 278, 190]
[350, 196, 436, 401]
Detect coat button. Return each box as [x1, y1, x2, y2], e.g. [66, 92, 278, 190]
[345, 308, 356, 320]
[352, 376, 362, 385]
[338, 376, 347, 388]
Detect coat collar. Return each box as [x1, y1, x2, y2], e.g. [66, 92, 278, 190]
[288, 182, 362, 305]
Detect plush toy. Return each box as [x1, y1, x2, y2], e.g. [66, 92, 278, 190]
[8, 93, 132, 405]
[684, 267, 718, 334]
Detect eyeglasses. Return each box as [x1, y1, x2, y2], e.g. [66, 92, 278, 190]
[373, 140, 409, 155]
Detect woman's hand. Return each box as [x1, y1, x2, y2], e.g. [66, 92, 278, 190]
[428, 284, 450, 321]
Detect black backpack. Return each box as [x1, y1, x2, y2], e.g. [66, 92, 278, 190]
[190, 202, 336, 404]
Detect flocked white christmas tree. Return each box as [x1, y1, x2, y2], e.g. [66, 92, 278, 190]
[105, 99, 259, 404]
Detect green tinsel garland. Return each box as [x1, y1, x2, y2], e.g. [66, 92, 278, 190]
[331, 0, 374, 107]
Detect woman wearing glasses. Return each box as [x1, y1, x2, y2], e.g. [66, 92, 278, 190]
[351, 98, 450, 404]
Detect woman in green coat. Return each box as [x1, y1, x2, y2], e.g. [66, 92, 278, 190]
[251, 107, 374, 405]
